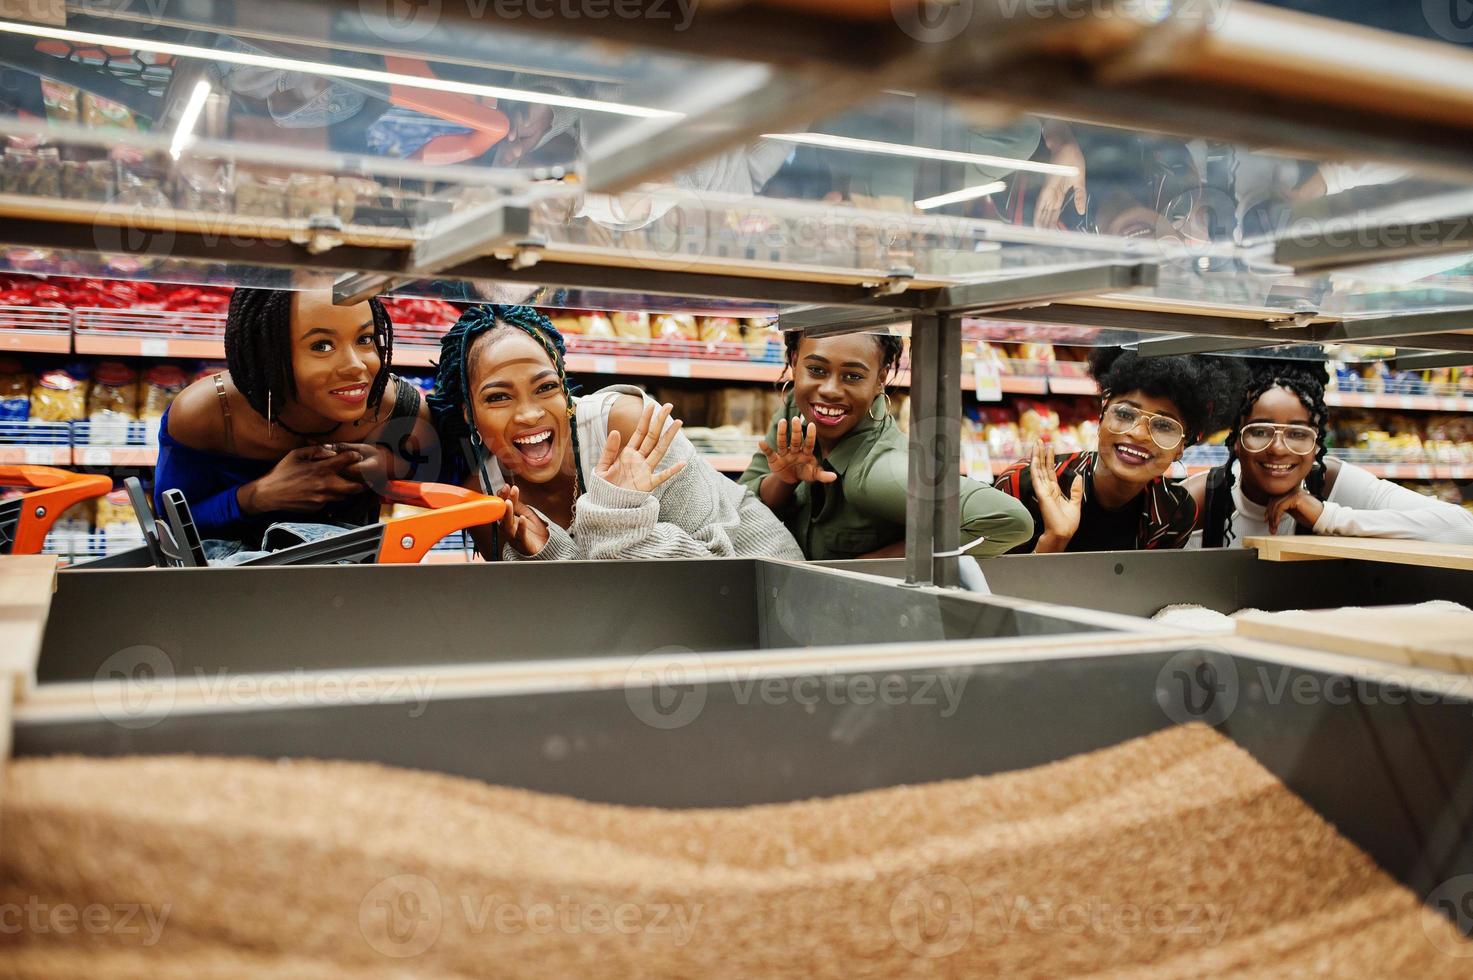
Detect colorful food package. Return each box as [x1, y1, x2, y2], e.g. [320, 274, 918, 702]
[95, 488, 138, 532]
[60, 159, 114, 202]
[549, 315, 583, 336]
[287, 174, 339, 220]
[1017, 400, 1060, 443]
[0, 357, 29, 421]
[611, 312, 651, 341]
[743, 317, 779, 357]
[3, 137, 61, 197]
[699, 316, 742, 344]
[140, 365, 188, 421]
[82, 94, 138, 130]
[236, 172, 289, 218]
[653, 314, 698, 342]
[30, 368, 87, 422]
[578, 313, 616, 339]
[111, 149, 170, 208]
[42, 81, 79, 123]
[88, 362, 139, 419]
[1017, 343, 1057, 364]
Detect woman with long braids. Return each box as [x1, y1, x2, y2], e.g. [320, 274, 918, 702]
[155, 287, 434, 555]
[739, 331, 1033, 560]
[997, 347, 1242, 553]
[1186, 361, 1473, 547]
[430, 305, 801, 561]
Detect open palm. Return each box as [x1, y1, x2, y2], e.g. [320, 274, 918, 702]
[596, 401, 687, 493]
[760, 417, 836, 486]
[1031, 440, 1083, 542]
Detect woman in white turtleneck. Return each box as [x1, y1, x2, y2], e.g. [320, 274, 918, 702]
[1184, 365, 1473, 549]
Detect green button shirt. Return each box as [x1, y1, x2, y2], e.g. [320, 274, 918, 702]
[739, 394, 1034, 562]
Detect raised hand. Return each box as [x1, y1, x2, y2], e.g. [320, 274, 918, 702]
[1030, 439, 1083, 552]
[497, 484, 549, 556]
[759, 416, 837, 486]
[595, 401, 687, 494]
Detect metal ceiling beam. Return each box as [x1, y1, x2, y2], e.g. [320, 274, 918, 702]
[1310, 310, 1473, 345]
[1133, 335, 1283, 358]
[1273, 216, 1473, 275]
[779, 262, 1159, 338]
[1391, 351, 1473, 370]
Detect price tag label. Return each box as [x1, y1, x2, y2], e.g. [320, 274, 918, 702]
[82, 448, 112, 466]
[668, 360, 692, 378]
[592, 357, 618, 375]
[972, 357, 1002, 402]
[24, 447, 53, 464]
[140, 339, 169, 357]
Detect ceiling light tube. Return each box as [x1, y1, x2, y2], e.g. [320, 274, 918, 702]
[0, 19, 677, 119]
[914, 180, 1007, 210]
[762, 131, 1078, 178]
[169, 78, 212, 160]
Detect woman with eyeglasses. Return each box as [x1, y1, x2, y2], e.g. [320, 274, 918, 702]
[996, 348, 1242, 553]
[1187, 362, 1473, 548]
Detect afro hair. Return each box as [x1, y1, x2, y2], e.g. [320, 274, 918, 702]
[1088, 346, 1248, 444]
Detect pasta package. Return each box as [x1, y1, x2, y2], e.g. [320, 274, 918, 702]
[30, 368, 87, 422]
[611, 312, 651, 341]
[653, 314, 698, 342]
[95, 488, 138, 532]
[0, 357, 28, 421]
[578, 313, 616, 339]
[88, 362, 139, 420]
[141, 365, 188, 420]
[699, 317, 741, 344]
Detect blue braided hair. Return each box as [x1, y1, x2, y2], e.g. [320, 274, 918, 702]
[429, 305, 584, 555]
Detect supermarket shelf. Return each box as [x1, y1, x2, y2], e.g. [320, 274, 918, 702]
[0, 306, 72, 354]
[73, 308, 228, 359]
[1325, 391, 1473, 412]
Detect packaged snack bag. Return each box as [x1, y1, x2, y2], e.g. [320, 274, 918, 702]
[0, 357, 29, 421]
[31, 368, 87, 422]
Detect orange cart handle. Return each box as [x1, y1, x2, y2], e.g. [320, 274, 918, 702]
[380, 480, 489, 510]
[375, 496, 507, 564]
[0, 466, 112, 555]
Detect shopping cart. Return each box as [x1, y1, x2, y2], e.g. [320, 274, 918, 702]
[0, 465, 114, 557]
[79, 477, 505, 569]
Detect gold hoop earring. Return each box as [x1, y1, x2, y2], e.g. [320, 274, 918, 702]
[779, 379, 793, 402]
[869, 390, 891, 422]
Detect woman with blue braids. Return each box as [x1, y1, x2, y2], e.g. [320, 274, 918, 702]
[430, 305, 803, 561]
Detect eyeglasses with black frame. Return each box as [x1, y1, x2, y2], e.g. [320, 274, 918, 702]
[1102, 403, 1186, 450]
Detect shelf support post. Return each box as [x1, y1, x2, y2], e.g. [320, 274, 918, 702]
[905, 310, 962, 588]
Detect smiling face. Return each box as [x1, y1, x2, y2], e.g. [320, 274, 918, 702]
[466, 328, 572, 485]
[1237, 385, 1318, 499]
[287, 291, 381, 424]
[790, 334, 888, 446]
[1095, 390, 1186, 487]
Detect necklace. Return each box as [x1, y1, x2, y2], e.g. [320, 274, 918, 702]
[274, 416, 341, 440]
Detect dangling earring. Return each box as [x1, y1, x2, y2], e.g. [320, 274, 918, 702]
[267, 390, 274, 439]
[869, 389, 891, 422]
[779, 378, 793, 402]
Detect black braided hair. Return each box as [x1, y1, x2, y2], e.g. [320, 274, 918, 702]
[224, 288, 394, 424]
[428, 305, 583, 557]
[1204, 360, 1331, 547]
[1088, 347, 1246, 445]
[780, 330, 906, 386]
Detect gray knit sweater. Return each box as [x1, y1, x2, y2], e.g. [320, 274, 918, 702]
[501, 385, 803, 562]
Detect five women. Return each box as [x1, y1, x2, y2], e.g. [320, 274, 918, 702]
[153, 293, 1471, 565]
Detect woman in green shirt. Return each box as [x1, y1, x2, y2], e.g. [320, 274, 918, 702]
[740, 331, 1034, 561]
